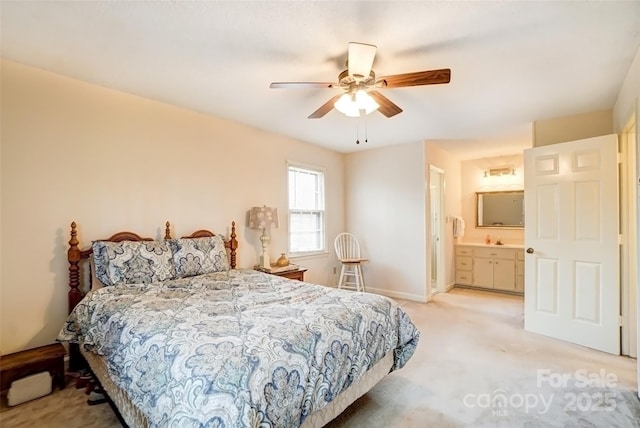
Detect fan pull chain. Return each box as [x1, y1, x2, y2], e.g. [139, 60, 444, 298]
[354, 114, 369, 145]
[365, 113, 368, 143]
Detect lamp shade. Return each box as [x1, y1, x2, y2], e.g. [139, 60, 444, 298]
[355, 89, 379, 114]
[334, 90, 379, 117]
[334, 93, 357, 116]
[249, 206, 279, 229]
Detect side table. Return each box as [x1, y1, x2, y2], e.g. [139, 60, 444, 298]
[0, 343, 66, 395]
[271, 267, 307, 281]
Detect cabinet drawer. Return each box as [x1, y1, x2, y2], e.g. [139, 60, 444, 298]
[516, 261, 524, 275]
[456, 246, 473, 257]
[456, 256, 473, 271]
[473, 247, 516, 259]
[455, 270, 473, 285]
[517, 250, 525, 261]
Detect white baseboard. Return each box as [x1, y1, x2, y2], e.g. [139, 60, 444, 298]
[366, 287, 427, 303]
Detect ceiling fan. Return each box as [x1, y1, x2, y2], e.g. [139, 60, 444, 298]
[270, 42, 451, 119]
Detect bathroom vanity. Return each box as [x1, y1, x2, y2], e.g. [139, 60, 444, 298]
[455, 243, 524, 294]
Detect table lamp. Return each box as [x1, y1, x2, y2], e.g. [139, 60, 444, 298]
[249, 206, 279, 269]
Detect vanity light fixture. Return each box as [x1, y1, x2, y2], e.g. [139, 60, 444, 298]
[484, 166, 516, 177]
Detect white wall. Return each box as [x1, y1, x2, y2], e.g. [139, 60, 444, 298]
[614, 48, 639, 134]
[425, 142, 461, 289]
[344, 142, 427, 302]
[460, 155, 525, 245]
[612, 44, 640, 399]
[0, 60, 345, 354]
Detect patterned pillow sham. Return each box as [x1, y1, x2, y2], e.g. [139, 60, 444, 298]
[91, 240, 176, 286]
[89, 258, 106, 290]
[169, 235, 229, 278]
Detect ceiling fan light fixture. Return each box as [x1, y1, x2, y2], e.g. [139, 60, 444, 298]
[271, 42, 451, 120]
[355, 89, 379, 114]
[334, 93, 356, 115]
[334, 90, 379, 117]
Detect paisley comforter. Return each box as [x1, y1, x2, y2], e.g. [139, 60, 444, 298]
[58, 269, 419, 427]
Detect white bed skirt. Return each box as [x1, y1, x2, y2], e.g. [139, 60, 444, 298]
[81, 347, 394, 428]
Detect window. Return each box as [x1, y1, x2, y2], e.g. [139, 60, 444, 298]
[288, 164, 325, 255]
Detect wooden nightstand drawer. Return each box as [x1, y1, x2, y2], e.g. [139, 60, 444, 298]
[270, 268, 307, 281]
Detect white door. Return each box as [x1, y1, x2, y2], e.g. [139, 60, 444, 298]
[524, 134, 619, 354]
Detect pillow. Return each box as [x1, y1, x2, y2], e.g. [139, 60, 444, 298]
[169, 235, 229, 278]
[91, 240, 176, 286]
[89, 258, 106, 290]
[92, 241, 112, 286]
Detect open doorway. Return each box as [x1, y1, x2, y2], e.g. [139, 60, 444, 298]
[430, 165, 445, 295]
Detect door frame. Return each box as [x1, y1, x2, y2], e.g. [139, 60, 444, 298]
[620, 114, 638, 358]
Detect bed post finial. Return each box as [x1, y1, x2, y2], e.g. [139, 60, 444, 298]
[229, 221, 238, 269]
[68, 222, 82, 313]
[164, 221, 171, 240]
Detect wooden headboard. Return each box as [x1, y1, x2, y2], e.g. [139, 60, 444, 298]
[67, 220, 238, 314]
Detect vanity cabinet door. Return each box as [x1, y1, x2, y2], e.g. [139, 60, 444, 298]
[493, 258, 516, 291]
[473, 257, 494, 288]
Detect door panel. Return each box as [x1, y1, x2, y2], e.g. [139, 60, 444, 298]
[537, 184, 559, 239]
[536, 258, 558, 314]
[574, 261, 600, 323]
[575, 181, 600, 240]
[524, 134, 619, 354]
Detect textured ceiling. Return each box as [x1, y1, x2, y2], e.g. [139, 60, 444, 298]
[2, 1, 639, 156]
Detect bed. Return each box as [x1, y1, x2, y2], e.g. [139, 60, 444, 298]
[57, 221, 419, 427]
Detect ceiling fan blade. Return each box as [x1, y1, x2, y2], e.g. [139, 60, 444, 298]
[308, 94, 342, 119]
[270, 82, 337, 89]
[380, 68, 451, 88]
[348, 42, 377, 79]
[368, 91, 403, 117]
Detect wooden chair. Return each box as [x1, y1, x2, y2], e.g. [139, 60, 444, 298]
[334, 233, 367, 292]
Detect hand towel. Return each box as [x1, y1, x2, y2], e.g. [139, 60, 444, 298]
[454, 217, 465, 238]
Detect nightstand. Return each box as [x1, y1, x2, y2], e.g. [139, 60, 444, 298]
[271, 267, 307, 281]
[0, 343, 67, 396]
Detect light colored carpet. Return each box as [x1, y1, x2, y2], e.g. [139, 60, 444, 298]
[1, 288, 638, 427]
[328, 288, 640, 427]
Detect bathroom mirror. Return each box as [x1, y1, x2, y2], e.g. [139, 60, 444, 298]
[476, 190, 524, 228]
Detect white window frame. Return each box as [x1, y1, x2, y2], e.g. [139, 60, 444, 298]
[287, 162, 326, 257]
